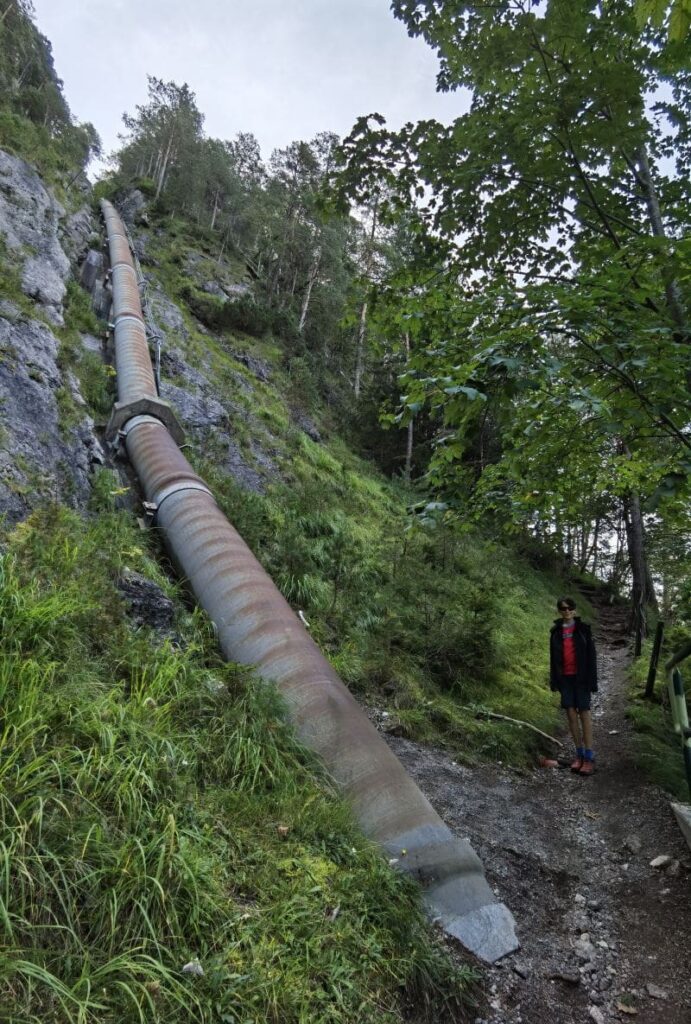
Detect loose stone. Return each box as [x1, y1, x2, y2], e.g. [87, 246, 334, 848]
[646, 983, 669, 1000]
[550, 969, 581, 986]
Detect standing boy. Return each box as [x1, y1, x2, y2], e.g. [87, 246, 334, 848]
[550, 597, 598, 775]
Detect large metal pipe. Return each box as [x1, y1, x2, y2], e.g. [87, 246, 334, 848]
[101, 200, 518, 962]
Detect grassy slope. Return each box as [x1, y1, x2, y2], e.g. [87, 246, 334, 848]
[0, 179, 588, 1021]
[0, 500, 475, 1023]
[0, 159, 478, 1019]
[141, 215, 691, 808]
[135, 212, 571, 768]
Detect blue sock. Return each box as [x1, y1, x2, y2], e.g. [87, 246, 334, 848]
[584, 749, 594, 761]
[576, 746, 585, 758]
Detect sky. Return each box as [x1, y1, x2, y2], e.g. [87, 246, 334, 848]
[32, 0, 467, 169]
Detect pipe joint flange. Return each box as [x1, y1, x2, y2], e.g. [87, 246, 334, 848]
[113, 313, 145, 328]
[152, 480, 214, 512]
[106, 397, 185, 445]
[142, 481, 215, 524]
[120, 414, 164, 437]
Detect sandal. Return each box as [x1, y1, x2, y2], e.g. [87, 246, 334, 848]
[579, 759, 595, 776]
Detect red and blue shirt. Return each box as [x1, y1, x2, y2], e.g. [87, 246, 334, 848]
[562, 621, 577, 675]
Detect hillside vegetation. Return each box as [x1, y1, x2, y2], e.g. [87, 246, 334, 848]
[1, 1, 690, 1021]
[81, 201, 574, 766]
[0, 190, 569, 1020]
[0, 501, 476, 1023]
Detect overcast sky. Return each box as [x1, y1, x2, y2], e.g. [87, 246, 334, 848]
[32, 0, 467, 168]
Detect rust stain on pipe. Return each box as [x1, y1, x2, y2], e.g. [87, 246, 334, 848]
[100, 199, 518, 962]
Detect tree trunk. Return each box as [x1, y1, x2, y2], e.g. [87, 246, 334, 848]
[635, 144, 689, 345]
[404, 331, 413, 481]
[623, 490, 649, 655]
[210, 188, 221, 230]
[152, 147, 163, 190]
[404, 420, 414, 482]
[353, 299, 367, 400]
[298, 244, 321, 333]
[217, 227, 230, 265]
[590, 517, 600, 576]
[565, 526, 573, 567]
[353, 198, 380, 401]
[645, 561, 658, 616]
[615, 515, 627, 591]
[155, 130, 175, 200]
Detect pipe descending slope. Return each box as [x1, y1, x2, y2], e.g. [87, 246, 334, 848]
[101, 199, 518, 963]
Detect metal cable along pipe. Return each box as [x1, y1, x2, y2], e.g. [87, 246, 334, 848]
[101, 199, 518, 963]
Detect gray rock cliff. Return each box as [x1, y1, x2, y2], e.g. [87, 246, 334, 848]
[0, 151, 104, 527]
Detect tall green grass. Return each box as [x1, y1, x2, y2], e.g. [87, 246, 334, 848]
[0, 504, 474, 1023]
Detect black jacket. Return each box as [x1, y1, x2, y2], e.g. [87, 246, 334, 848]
[550, 617, 598, 692]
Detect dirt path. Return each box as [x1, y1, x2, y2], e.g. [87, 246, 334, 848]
[382, 607, 691, 1024]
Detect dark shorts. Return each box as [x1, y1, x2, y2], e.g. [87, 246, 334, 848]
[558, 676, 591, 711]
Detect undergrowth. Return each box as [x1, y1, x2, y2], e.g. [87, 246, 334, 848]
[194, 433, 565, 767]
[0, 502, 475, 1023]
[628, 636, 691, 801]
[79, 206, 569, 770]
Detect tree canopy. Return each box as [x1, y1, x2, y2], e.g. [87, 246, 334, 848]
[334, 0, 691, 633]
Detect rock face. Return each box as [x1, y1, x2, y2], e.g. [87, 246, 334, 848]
[0, 150, 72, 323]
[0, 149, 104, 527]
[63, 206, 95, 266]
[0, 160, 284, 527]
[0, 310, 105, 526]
[119, 189, 148, 227]
[145, 289, 278, 494]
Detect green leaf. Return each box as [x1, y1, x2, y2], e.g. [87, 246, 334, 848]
[443, 385, 486, 401]
[669, 0, 691, 39]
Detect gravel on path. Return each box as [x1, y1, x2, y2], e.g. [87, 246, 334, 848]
[380, 608, 691, 1024]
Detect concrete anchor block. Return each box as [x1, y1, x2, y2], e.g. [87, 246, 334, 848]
[106, 396, 185, 446]
[428, 898, 519, 963]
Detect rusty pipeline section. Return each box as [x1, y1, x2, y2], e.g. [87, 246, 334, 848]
[100, 199, 518, 962]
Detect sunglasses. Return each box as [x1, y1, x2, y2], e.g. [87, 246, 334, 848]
[558, 605, 574, 612]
